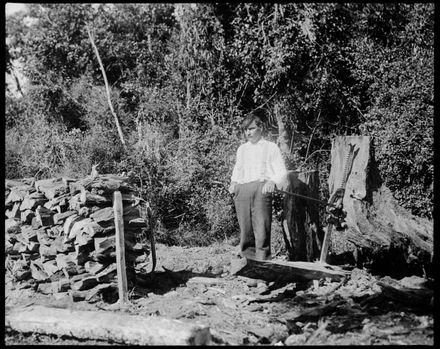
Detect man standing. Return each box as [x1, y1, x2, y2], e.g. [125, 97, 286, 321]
[228, 113, 287, 261]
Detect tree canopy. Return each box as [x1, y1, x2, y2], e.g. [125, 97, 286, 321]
[5, 3, 434, 244]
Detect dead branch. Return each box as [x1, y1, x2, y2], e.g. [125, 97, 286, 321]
[86, 24, 126, 150]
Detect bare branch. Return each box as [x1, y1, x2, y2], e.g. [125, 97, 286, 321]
[86, 23, 126, 150]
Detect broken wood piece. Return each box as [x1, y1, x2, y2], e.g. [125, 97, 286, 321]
[52, 278, 71, 293]
[35, 205, 55, 227]
[52, 236, 72, 253]
[20, 209, 35, 224]
[94, 236, 116, 251]
[37, 282, 54, 294]
[35, 177, 68, 200]
[66, 218, 94, 242]
[75, 231, 95, 247]
[30, 260, 49, 281]
[90, 248, 116, 264]
[70, 272, 93, 283]
[292, 300, 345, 322]
[6, 202, 21, 219]
[74, 243, 94, 265]
[84, 261, 106, 275]
[5, 188, 26, 205]
[44, 193, 69, 211]
[68, 193, 83, 211]
[186, 276, 229, 286]
[90, 206, 114, 223]
[39, 244, 58, 262]
[71, 275, 99, 291]
[36, 229, 52, 246]
[5, 218, 21, 234]
[62, 214, 83, 239]
[5, 305, 212, 345]
[69, 289, 89, 302]
[42, 260, 59, 276]
[26, 242, 40, 253]
[377, 281, 433, 309]
[56, 253, 76, 269]
[5, 179, 33, 191]
[20, 225, 38, 243]
[20, 195, 47, 212]
[230, 258, 348, 283]
[85, 283, 118, 303]
[49, 269, 65, 282]
[79, 191, 110, 205]
[94, 263, 117, 282]
[12, 241, 26, 254]
[31, 216, 42, 229]
[53, 210, 76, 225]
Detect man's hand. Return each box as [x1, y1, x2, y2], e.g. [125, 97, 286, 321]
[228, 182, 237, 195]
[262, 180, 276, 194]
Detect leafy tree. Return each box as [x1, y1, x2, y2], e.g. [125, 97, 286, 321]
[5, 3, 433, 247]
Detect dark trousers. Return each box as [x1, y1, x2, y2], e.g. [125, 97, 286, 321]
[233, 181, 272, 261]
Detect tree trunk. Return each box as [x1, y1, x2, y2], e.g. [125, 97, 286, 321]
[282, 170, 322, 262]
[327, 136, 433, 278]
[274, 101, 291, 154]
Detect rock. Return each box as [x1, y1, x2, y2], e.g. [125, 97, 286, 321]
[5, 218, 21, 233]
[284, 333, 308, 345]
[399, 275, 429, 289]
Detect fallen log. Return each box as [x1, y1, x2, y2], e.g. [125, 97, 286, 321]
[5, 305, 211, 345]
[377, 280, 433, 309]
[230, 257, 348, 283]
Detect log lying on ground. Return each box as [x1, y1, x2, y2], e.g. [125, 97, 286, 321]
[320, 136, 432, 278]
[230, 257, 349, 283]
[5, 305, 211, 345]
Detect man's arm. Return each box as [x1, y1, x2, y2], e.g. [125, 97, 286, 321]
[229, 147, 242, 194]
[262, 144, 287, 194]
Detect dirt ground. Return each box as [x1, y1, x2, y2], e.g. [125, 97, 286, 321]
[4, 242, 434, 345]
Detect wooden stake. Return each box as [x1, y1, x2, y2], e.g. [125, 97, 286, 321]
[319, 224, 333, 263]
[114, 191, 128, 303]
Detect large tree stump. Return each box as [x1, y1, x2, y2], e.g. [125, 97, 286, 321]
[327, 136, 433, 278]
[281, 170, 322, 262]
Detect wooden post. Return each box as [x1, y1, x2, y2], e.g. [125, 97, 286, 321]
[282, 170, 322, 262]
[319, 225, 333, 263]
[114, 191, 128, 303]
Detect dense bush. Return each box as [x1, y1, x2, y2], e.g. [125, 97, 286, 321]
[5, 3, 433, 247]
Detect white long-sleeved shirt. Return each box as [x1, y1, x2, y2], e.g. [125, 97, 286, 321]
[231, 138, 287, 186]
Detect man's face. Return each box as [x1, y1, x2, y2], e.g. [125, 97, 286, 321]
[245, 120, 262, 144]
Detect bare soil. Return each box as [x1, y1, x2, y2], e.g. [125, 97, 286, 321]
[4, 242, 434, 345]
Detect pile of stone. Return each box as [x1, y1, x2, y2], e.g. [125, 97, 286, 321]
[5, 174, 153, 303]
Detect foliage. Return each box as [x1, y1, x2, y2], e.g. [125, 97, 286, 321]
[154, 125, 241, 245]
[5, 3, 434, 247]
